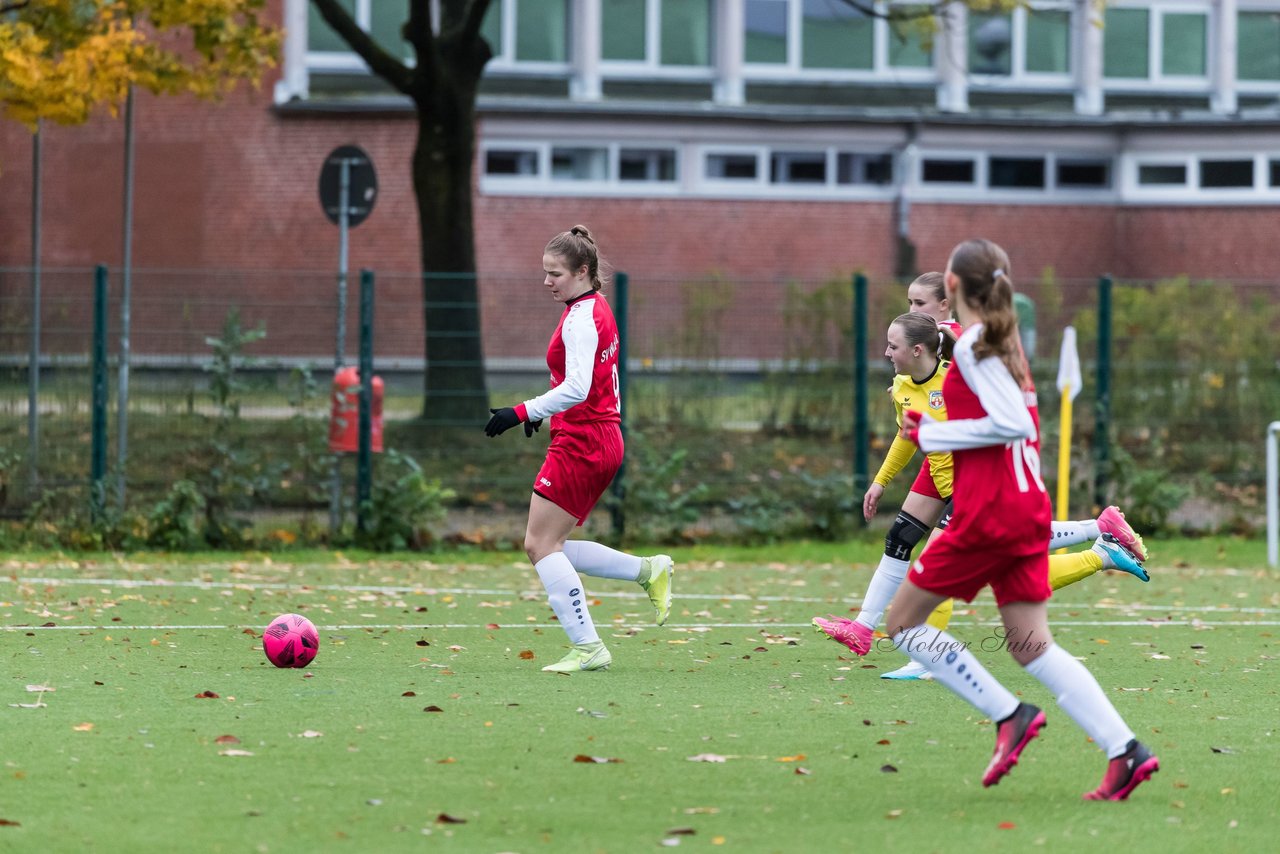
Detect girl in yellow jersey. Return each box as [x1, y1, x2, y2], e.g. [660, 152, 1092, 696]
[815, 277, 1149, 679]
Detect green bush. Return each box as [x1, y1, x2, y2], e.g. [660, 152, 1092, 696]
[354, 449, 456, 551]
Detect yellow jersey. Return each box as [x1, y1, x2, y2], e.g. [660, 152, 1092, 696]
[872, 359, 954, 499]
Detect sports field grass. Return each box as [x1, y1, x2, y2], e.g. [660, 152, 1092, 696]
[3, 538, 1276, 852]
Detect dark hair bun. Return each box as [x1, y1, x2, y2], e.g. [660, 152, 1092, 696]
[570, 225, 594, 243]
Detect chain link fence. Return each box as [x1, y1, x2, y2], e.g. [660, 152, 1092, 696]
[1, 266, 1276, 544]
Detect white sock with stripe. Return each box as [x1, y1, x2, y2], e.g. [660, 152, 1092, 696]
[1050, 520, 1100, 549]
[562, 540, 643, 581]
[1023, 644, 1135, 758]
[854, 556, 909, 629]
[534, 553, 599, 645]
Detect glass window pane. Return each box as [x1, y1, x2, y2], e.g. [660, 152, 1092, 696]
[969, 12, 1012, 75]
[661, 0, 712, 66]
[369, 3, 408, 57]
[516, 0, 567, 62]
[707, 153, 758, 180]
[1057, 160, 1111, 188]
[551, 147, 608, 180]
[1138, 164, 1187, 185]
[602, 0, 647, 61]
[1025, 9, 1070, 74]
[746, 0, 788, 64]
[888, 10, 933, 69]
[1200, 159, 1254, 188]
[307, 0, 357, 52]
[989, 157, 1046, 188]
[770, 151, 827, 184]
[1239, 12, 1280, 81]
[486, 150, 539, 176]
[1104, 9, 1149, 79]
[922, 159, 975, 183]
[1162, 13, 1206, 77]
[802, 0, 873, 70]
[481, 1, 503, 55]
[620, 149, 677, 181]
[837, 152, 893, 185]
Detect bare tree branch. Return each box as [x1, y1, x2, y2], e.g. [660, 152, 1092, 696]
[459, 0, 495, 44]
[310, 0, 414, 94]
[0, 1, 32, 14]
[835, 0, 947, 22]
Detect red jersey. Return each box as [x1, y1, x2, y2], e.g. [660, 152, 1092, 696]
[916, 324, 1050, 555]
[522, 291, 621, 430]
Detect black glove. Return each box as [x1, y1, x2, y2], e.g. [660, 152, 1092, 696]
[524, 419, 543, 438]
[485, 407, 521, 437]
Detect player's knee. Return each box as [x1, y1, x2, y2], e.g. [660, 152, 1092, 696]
[884, 511, 929, 561]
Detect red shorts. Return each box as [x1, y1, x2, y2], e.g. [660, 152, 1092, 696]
[910, 457, 948, 501]
[910, 532, 1051, 607]
[533, 420, 624, 525]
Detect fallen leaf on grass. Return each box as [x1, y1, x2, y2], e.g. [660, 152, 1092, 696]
[886, 810, 903, 819]
[72, 723, 94, 732]
[214, 735, 240, 745]
[1210, 746, 1236, 754]
[485, 623, 500, 630]
[0, 819, 20, 827]
[436, 757, 456, 764]
[416, 640, 430, 647]
[686, 753, 727, 763]
[402, 691, 416, 697]
[519, 650, 535, 660]
[876, 739, 891, 745]
[682, 807, 720, 815]
[795, 767, 811, 776]
[665, 828, 697, 836]
[300, 730, 323, 738]
[577, 707, 607, 718]
[573, 754, 623, 764]
[424, 705, 444, 713]
[219, 749, 254, 757]
[880, 764, 898, 773]
[776, 754, 806, 762]
[447, 645, 465, 652]
[9, 702, 46, 709]
[194, 691, 219, 699]
[998, 822, 1016, 830]
[436, 813, 466, 824]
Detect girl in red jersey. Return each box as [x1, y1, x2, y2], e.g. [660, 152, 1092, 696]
[484, 226, 673, 673]
[883, 239, 1158, 800]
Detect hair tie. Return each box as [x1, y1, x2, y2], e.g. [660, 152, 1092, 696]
[992, 268, 1006, 281]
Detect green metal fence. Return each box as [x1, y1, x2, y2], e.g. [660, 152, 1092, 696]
[1, 265, 1277, 544]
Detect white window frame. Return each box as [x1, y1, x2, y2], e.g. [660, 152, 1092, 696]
[986, 153, 1050, 191]
[1235, 4, 1280, 93]
[966, 3, 1075, 91]
[306, 0, 381, 73]
[478, 140, 683, 196]
[739, 0, 934, 83]
[1103, 1, 1214, 92]
[916, 151, 981, 195]
[598, 0, 717, 80]
[482, 0, 573, 75]
[1050, 155, 1117, 194]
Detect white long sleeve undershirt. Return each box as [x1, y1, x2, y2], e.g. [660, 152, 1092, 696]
[522, 299, 598, 422]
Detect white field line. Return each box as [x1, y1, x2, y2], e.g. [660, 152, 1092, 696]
[4, 620, 1280, 633]
[5, 575, 1279, 615]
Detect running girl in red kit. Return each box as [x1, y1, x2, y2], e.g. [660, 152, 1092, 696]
[883, 238, 1159, 800]
[484, 226, 673, 673]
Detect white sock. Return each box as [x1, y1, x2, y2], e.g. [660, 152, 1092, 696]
[562, 540, 643, 581]
[534, 553, 599, 645]
[1024, 644, 1135, 758]
[892, 625, 1020, 722]
[854, 556, 909, 629]
[1050, 520, 1099, 549]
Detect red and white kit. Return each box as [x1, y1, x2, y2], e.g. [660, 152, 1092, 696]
[515, 292, 623, 524]
[911, 323, 1052, 606]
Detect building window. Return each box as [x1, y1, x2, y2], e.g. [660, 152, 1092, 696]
[308, 0, 358, 53]
[1161, 12, 1206, 77]
[602, 0, 647, 61]
[706, 152, 760, 180]
[485, 149, 539, 176]
[1025, 8, 1071, 74]
[1057, 159, 1111, 188]
[770, 151, 827, 184]
[1138, 163, 1188, 186]
[969, 11, 1012, 75]
[1239, 11, 1280, 81]
[1103, 8, 1150, 79]
[887, 5, 933, 69]
[1270, 160, 1280, 187]
[551, 147, 609, 181]
[922, 159, 976, 184]
[1199, 159, 1254, 189]
[837, 152, 894, 185]
[746, 0, 789, 64]
[475, 0, 569, 65]
[661, 0, 712, 66]
[989, 157, 1046, 189]
[802, 0, 874, 70]
[620, 148, 678, 181]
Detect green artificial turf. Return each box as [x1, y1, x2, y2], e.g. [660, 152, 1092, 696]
[2, 540, 1277, 852]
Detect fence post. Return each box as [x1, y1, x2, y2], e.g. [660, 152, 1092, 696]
[853, 272, 869, 525]
[1093, 275, 1112, 509]
[91, 265, 109, 520]
[356, 269, 375, 534]
[610, 271, 629, 541]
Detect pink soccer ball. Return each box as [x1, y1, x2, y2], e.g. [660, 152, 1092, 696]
[263, 613, 319, 668]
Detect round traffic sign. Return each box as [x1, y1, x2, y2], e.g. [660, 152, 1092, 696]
[319, 145, 378, 227]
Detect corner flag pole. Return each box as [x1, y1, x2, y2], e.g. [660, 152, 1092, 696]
[1055, 326, 1083, 543]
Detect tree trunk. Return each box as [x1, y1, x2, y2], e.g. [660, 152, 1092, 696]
[412, 57, 489, 424]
